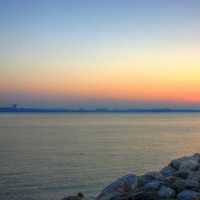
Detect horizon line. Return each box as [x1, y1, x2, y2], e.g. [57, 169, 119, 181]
[1, 106, 200, 113]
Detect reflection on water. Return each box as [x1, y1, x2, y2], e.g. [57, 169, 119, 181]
[0, 113, 200, 200]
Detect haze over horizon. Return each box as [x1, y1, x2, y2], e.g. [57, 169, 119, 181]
[1, 0, 200, 109]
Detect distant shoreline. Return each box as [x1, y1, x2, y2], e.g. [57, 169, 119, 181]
[1, 107, 200, 113]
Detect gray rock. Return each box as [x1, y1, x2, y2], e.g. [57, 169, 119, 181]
[160, 166, 176, 177]
[170, 157, 188, 170]
[177, 190, 200, 200]
[191, 153, 200, 163]
[96, 174, 138, 200]
[179, 159, 199, 172]
[170, 154, 200, 172]
[96, 153, 200, 200]
[158, 185, 176, 198]
[144, 180, 162, 191]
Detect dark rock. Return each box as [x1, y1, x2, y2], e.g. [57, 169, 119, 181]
[110, 194, 128, 200]
[170, 155, 200, 173]
[62, 193, 84, 200]
[171, 177, 186, 192]
[129, 190, 158, 200]
[170, 157, 187, 170]
[164, 176, 177, 185]
[137, 176, 145, 188]
[177, 190, 200, 200]
[174, 171, 189, 179]
[191, 153, 200, 163]
[185, 179, 199, 191]
[143, 171, 163, 184]
[160, 166, 176, 177]
[188, 171, 200, 182]
[144, 180, 162, 190]
[158, 185, 176, 198]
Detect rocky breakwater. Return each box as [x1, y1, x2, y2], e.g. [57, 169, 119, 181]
[62, 153, 200, 200]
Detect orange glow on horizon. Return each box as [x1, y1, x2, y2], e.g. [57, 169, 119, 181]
[1, 44, 200, 105]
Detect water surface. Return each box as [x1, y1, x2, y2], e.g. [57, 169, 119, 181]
[0, 113, 200, 200]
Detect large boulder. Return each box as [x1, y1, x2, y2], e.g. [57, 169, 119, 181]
[158, 185, 176, 198]
[96, 174, 138, 200]
[177, 190, 200, 200]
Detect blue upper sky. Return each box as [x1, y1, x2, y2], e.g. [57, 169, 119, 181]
[0, 0, 200, 108]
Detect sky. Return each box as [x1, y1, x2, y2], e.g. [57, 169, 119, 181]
[0, 0, 200, 108]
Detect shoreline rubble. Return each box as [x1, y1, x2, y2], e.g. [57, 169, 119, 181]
[62, 153, 200, 200]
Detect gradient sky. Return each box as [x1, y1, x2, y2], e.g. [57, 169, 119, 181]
[0, 0, 200, 108]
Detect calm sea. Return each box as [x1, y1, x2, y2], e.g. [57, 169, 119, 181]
[0, 113, 200, 200]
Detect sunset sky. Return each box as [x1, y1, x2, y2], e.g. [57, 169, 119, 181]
[0, 0, 200, 108]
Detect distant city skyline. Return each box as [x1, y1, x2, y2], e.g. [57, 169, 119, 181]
[1, 104, 200, 112]
[1, 0, 200, 108]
